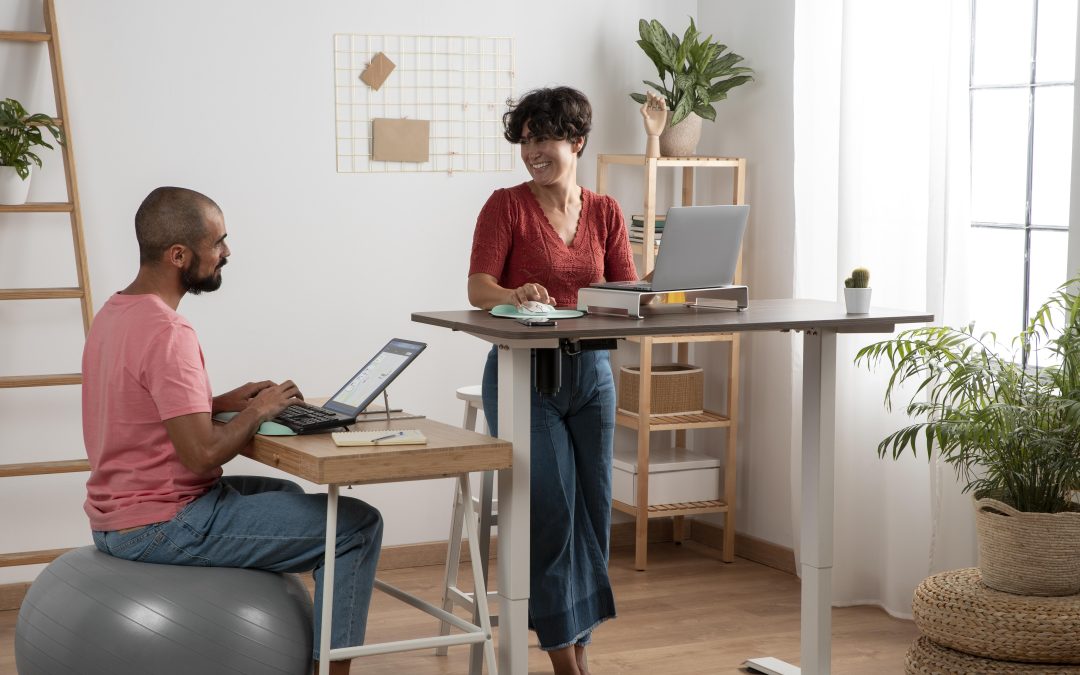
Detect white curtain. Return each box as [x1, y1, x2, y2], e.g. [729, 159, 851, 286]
[791, 0, 978, 617]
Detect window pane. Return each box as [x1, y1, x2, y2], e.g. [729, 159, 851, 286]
[970, 88, 1030, 224]
[1035, 0, 1078, 82]
[1031, 85, 1075, 227]
[973, 0, 1035, 86]
[968, 228, 1026, 342]
[1029, 229, 1069, 318]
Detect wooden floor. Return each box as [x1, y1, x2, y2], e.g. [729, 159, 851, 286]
[0, 541, 917, 674]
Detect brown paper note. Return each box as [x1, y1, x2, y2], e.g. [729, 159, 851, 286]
[360, 52, 396, 90]
[372, 118, 430, 163]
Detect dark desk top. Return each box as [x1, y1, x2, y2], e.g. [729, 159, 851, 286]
[412, 299, 933, 340]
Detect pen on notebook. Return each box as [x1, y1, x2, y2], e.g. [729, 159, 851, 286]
[371, 431, 403, 443]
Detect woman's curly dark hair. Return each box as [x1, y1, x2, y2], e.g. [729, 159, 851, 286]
[503, 87, 592, 157]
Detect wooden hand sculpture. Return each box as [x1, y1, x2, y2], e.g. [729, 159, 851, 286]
[640, 91, 667, 158]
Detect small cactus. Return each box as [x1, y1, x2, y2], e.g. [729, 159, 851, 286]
[850, 267, 870, 289]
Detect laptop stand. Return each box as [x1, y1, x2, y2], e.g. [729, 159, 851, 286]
[576, 285, 749, 319]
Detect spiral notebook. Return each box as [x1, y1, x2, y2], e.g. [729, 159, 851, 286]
[331, 429, 427, 447]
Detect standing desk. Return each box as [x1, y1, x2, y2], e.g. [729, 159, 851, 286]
[412, 299, 932, 675]
[241, 416, 511, 675]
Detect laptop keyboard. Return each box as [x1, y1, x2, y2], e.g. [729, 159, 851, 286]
[275, 404, 342, 430]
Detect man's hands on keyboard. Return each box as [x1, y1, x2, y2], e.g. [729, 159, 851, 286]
[250, 381, 305, 422]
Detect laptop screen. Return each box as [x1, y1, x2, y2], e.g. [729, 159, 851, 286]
[323, 338, 427, 416]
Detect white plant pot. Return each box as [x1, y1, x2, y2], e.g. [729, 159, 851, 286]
[844, 287, 872, 314]
[0, 166, 31, 205]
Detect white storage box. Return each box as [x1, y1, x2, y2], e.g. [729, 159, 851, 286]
[612, 445, 723, 506]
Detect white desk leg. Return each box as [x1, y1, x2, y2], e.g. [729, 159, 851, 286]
[497, 345, 531, 675]
[800, 329, 836, 675]
[319, 484, 339, 675]
[746, 330, 835, 675]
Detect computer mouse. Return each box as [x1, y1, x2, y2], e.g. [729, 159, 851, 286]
[518, 301, 554, 315]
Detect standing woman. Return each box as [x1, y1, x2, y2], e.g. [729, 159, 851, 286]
[467, 87, 637, 675]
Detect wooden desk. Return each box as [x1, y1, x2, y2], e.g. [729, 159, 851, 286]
[243, 415, 511, 675]
[244, 416, 510, 485]
[413, 299, 932, 675]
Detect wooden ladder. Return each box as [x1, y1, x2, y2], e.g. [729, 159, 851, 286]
[0, 0, 93, 570]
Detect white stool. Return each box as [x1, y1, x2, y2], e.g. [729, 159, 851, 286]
[437, 385, 498, 674]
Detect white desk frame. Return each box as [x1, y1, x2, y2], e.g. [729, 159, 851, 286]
[490, 332, 837, 675]
[414, 301, 930, 675]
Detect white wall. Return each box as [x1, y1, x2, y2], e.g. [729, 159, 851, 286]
[0, 0, 699, 584]
[694, 0, 797, 548]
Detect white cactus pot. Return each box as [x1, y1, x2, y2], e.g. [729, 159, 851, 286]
[844, 287, 872, 314]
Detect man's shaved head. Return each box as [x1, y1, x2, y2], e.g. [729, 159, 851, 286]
[134, 187, 222, 264]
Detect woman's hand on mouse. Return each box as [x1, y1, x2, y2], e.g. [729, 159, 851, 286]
[508, 282, 557, 307]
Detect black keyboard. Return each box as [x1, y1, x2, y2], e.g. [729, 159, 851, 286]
[274, 404, 351, 434]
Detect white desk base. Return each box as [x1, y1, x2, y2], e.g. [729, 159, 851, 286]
[317, 474, 497, 674]
[744, 657, 803, 675]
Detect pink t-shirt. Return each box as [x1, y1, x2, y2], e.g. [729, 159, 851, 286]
[82, 293, 218, 531]
[469, 183, 637, 307]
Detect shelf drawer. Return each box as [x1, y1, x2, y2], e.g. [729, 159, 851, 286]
[612, 446, 722, 506]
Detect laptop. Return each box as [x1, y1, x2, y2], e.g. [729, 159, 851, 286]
[592, 204, 749, 292]
[273, 338, 427, 434]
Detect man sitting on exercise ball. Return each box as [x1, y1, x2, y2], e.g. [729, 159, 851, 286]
[82, 186, 380, 675]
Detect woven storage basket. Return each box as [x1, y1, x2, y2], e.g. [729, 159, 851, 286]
[975, 497, 1080, 596]
[617, 364, 703, 416]
[906, 636, 1080, 674]
[912, 568, 1080, 664]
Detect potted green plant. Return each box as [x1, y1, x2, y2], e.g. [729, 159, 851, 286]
[843, 267, 871, 313]
[856, 280, 1080, 596]
[630, 17, 754, 157]
[0, 97, 64, 205]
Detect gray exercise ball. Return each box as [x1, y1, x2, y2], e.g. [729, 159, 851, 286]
[15, 546, 313, 675]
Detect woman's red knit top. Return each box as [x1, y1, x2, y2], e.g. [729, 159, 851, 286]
[469, 182, 637, 307]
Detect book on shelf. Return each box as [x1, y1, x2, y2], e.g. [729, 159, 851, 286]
[630, 214, 666, 230]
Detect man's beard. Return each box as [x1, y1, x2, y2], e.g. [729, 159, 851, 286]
[181, 251, 225, 295]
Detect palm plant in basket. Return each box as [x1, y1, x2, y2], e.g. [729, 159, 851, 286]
[855, 279, 1080, 596]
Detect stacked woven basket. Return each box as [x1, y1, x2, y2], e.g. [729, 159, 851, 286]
[906, 568, 1080, 673]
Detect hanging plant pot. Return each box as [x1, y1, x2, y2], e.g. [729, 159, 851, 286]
[974, 496, 1080, 596]
[0, 166, 31, 205]
[659, 112, 702, 158]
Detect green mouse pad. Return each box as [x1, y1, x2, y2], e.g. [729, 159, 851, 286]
[212, 411, 297, 436]
[490, 304, 585, 320]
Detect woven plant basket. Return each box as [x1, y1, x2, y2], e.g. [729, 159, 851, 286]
[905, 636, 1080, 674]
[912, 568, 1080, 664]
[975, 497, 1080, 596]
[617, 363, 703, 416]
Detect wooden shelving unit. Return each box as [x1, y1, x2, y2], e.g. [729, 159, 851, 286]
[0, 0, 93, 572]
[597, 153, 746, 571]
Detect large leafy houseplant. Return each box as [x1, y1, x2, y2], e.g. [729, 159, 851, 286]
[629, 18, 754, 127]
[855, 280, 1080, 514]
[0, 97, 64, 180]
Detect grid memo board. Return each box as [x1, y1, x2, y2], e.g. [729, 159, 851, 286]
[334, 34, 516, 173]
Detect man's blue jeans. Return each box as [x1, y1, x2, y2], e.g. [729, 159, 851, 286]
[481, 345, 618, 651]
[92, 475, 382, 660]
